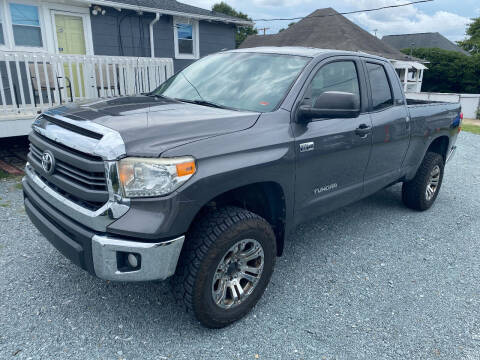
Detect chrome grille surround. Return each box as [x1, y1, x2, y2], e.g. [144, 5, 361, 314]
[26, 111, 129, 232]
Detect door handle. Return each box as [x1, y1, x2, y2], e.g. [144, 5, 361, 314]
[355, 124, 371, 138]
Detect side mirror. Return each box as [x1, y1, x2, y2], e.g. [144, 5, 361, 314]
[297, 91, 360, 122]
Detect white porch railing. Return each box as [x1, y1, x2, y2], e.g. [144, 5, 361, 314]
[0, 52, 174, 116]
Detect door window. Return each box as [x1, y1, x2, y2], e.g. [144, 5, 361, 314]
[306, 61, 360, 107]
[55, 14, 86, 54]
[366, 63, 393, 111]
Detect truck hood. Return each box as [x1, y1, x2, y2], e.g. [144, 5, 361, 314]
[44, 96, 260, 157]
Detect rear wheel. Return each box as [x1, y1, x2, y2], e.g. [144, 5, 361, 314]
[402, 152, 444, 211]
[171, 206, 276, 328]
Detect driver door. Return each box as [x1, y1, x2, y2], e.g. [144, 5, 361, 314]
[292, 57, 372, 224]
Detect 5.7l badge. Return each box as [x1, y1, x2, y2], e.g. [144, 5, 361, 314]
[299, 142, 314, 152]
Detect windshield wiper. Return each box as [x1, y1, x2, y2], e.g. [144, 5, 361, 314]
[176, 98, 228, 109]
[146, 93, 169, 99]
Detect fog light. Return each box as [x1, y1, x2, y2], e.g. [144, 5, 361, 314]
[127, 253, 139, 268]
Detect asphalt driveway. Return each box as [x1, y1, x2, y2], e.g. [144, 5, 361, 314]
[0, 132, 479, 360]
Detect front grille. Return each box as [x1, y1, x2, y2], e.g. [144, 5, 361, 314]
[28, 131, 109, 210]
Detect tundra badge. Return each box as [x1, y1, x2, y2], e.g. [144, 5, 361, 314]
[314, 183, 338, 195]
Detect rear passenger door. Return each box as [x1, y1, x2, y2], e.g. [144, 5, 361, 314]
[292, 57, 372, 224]
[363, 60, 410, 194]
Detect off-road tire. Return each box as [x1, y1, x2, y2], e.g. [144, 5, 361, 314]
[171, 206, 276, 328]
[402, 151, 445, 211]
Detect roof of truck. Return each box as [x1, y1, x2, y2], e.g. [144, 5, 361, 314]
[229, 46, 388, 60]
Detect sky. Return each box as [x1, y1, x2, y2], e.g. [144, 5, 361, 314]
[181, 0, 479, 41]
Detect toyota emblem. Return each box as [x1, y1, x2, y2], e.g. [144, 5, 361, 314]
[41, 150, 55, 175]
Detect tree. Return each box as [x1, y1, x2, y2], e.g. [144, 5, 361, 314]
[458, 17, 480, 55]
[401, 48, 480, 94]
[212, 2, 257, 48]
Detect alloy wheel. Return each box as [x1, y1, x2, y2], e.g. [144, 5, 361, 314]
[211, 239, 265, 309]
[426, 165, 441, 201]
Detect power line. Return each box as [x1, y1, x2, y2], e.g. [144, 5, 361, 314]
[257, 27, 270, 35]
[253, 0, 434, 22]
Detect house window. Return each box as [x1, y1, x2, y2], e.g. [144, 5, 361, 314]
[178, 24, 193, 54]
[0, 6, 4, 45]
[174, 17, 198, 59]
[9, 3, 43, 47]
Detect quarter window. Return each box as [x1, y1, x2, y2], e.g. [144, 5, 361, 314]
[367, 63, 393, 111]
[307, 61, 360, 107]
[9, 3, 43, 47]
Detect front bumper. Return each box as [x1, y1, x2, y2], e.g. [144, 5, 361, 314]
[92, 234, 184, 281]
[23, 173, 185, 282]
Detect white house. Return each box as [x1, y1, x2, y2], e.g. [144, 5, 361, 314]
[0, 0, 252, 137]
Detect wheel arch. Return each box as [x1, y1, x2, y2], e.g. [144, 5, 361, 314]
[188, 181, 287, 256]
[427, 135, 450, 162]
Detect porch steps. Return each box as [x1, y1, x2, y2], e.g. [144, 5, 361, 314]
[0, 159, 23, 176]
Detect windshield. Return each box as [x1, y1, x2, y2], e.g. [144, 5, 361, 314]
[152, 52, 310, 112]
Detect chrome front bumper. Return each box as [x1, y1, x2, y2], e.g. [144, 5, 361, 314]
[24, 166, 185, 282]
[92, 235, 185, 281]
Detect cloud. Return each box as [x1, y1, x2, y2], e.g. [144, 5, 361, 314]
[180, 0, 472, 40]
[348, 9, 471, 41]
[251, 0, 314, 6]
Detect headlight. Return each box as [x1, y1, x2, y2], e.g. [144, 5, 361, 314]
[117, 157, 196, 198]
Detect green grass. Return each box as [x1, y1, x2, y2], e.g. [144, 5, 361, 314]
[15, 183, 22, 190]
[0, 170, 10, 179]
[0, 169, 23, 181]
[462, 123, 480, 135]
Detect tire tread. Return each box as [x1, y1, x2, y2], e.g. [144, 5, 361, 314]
[171, 206, 266, 314]
[402, 151, 444, 211]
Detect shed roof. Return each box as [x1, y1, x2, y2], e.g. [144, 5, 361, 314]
[240, 8, 414, 61]
[382, 32, 470, 56]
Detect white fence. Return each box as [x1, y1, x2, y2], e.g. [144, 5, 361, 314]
[406, 92, 480, 119]
[0, 52, 174, 116]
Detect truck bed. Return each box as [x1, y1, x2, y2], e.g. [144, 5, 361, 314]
[406, 98, 456, 107]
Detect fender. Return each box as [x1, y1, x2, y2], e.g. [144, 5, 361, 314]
[107, 111, 296, 241]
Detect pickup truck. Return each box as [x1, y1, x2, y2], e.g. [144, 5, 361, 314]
[23, 47, 461, 328]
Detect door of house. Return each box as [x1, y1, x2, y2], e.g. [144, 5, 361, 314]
[54, 13, 87, 98]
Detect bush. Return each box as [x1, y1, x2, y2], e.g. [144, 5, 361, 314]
[401, 48, 480, 94]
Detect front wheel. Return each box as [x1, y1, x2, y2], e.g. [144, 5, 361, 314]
[402, 152, 445, 211]
[171, 206, 276, 328]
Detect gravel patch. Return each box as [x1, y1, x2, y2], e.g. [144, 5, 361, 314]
[1, 132, 479, 360]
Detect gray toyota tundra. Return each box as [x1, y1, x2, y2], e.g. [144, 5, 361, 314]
[23, 47, 461, 328]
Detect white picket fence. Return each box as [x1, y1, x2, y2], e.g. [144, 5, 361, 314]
[0, 52, 174, 116]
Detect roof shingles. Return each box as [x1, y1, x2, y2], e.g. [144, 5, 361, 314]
[240, 8, 413, 61]
[382, 33, 470, 56]
[101, 0, 249, 24]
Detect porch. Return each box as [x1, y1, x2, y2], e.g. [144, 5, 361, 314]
[0, 51, 174, 137]
[391, 60, 428, 93]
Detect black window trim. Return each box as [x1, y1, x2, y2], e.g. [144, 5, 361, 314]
[363, 59, 396, 114]
[292, 55, 368, 123]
